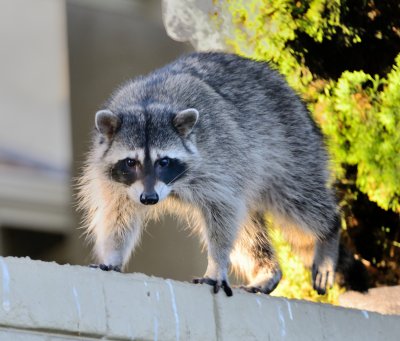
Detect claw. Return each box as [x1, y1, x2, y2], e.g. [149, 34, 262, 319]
[192, 277, 217, 286]
[89, 264, 121, 272]
[193, 277, 233, 297]
[312, 264, 334, 295]
[213, 282, 220, 294]
[221, 280, 233, 296]
[240, 285, 261, 294]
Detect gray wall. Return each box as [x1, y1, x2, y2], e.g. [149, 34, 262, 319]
[0, 0, 71, 262]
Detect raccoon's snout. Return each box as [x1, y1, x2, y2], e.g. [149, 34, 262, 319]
[140, 192, 159, 205]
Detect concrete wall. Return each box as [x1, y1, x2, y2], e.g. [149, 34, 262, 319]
[0, 257, 399, 340]
[0, 0, 71, 171]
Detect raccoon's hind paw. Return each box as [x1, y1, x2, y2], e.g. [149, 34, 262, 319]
[192, 277, 233, 297]
[241, 283, 278, 295]
[241, 268, 282, 295]
[89, 264, 122, 272]
[312, 263, 335, 295]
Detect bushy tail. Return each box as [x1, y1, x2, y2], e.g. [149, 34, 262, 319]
[336, 242, 370, 292]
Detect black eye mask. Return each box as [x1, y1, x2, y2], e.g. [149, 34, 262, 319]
[155, 158, 188, 185]
[109, 159, 137, 185]
[109, 157, 188, 186]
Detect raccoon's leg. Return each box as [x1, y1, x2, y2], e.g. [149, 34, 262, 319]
[192, 202, 244, 297]
[90, 220, 143, 272]
[311, 216, 340, 295]
[230, 212, 282, 294]
[88, 205, 144, 272]
[281, 212, 341, 295]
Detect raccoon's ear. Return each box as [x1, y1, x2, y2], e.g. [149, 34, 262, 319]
[95, 109, 121, 139]
[173, 108, 199, 137]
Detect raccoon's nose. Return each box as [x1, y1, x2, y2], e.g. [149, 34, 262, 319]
[140, 192, 159, 205]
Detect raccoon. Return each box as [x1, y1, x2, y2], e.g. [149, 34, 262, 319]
[78, 52, 366, 296]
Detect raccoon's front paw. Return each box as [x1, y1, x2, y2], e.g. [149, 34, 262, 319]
[192, 277, 233, 297]
[89, 264, 122, 272]
[312, 262, 335, 295]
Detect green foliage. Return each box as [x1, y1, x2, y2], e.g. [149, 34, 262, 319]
[214, 0, 358, 92]
[212, 0, 400, 212]
[211, 0, 400, 296]
[316, 58, 400, 212]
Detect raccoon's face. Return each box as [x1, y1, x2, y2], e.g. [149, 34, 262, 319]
[94, 105, 199, 205]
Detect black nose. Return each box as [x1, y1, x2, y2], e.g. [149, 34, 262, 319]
[140, 192, 159, 205]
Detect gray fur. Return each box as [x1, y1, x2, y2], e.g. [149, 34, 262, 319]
[78, 52, 340, 295]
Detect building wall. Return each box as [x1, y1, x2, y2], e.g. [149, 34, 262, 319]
[0, 0, 72, 261]
[0, 0, 207, 281]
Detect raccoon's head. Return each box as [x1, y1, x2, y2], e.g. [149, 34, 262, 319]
[94, 104, 199, 205]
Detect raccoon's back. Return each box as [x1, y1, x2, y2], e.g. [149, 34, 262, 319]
[163, 52, 322, 143]
[164, 53, 299, 113]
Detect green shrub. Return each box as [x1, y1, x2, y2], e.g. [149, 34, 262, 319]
[213, 0, 400, 213]
[316, 59, 400, 213]
[212, 0, 400, 300]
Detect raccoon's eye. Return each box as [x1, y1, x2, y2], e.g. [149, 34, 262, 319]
[126, 158, 137, 168]
[158, 157, 170, 168]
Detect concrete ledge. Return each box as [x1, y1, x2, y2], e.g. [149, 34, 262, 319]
[0, 257, 398, 340]
[340, 285, 400, 315]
